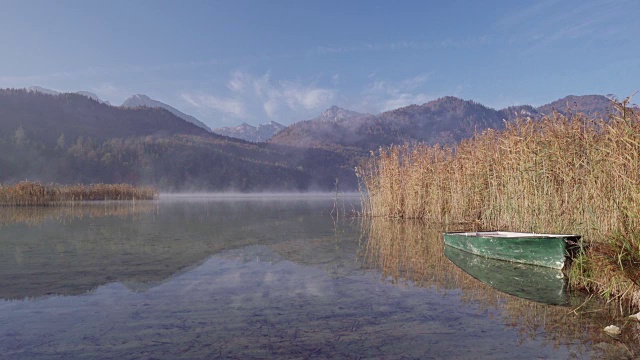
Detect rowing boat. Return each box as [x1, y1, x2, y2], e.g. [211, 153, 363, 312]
[442, 231, 581, 269]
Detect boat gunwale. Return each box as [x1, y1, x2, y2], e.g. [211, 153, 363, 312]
[444, 231, 580, 239]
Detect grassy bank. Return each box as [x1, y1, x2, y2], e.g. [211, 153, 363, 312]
[357, 97, 640, 311]
[0, 181, 158, 206]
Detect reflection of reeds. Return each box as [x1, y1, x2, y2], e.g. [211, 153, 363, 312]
[0, 201, 159, 227]
[357, 98, 640, 311]
[362, 219, 639, 356]
[0, 181, 158, 206]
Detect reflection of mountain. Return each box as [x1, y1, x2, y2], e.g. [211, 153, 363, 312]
[0, 198, 355, 300]
[4, 251, 590, 359]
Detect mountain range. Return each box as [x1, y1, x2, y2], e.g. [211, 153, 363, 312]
[0, 88, 358, 191]
[270, 95, 614, 150]
[213, 121, 286, 142]
[1, 89, 211, 147]
[0, 87, 619, 191]
[27, 87, 212, 132]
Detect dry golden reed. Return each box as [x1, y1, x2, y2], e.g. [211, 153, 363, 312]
[0, 181, 158, 206]
[357, 97, 640, 310]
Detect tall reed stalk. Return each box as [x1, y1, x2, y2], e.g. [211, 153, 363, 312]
[357, 97, 640, 310]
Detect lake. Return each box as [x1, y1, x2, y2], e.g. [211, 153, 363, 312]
[0, 194, 636, 359]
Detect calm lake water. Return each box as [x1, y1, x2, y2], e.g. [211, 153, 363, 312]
[0, 195, 637, 359]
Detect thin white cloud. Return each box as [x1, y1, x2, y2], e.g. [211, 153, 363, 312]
[331, 73, 340, 85]
[178, 71, 336, 124]
[227, 70, 249, 93]
[263, 98, 278, 119]
[227, 70, 335, 120]
[280, 81, 334, 110]
[381, 93, 433, 112]
[495, 0, 559, 29]
[181, 93, 248, 119]
[312, 37, 492, 57]
[363, 74, 435, 112]
[496, 0, 633, 47]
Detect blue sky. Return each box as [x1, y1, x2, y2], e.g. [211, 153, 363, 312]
[1, 0, 638, 128]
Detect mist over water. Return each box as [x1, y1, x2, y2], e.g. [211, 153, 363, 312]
[0, 195, 634, 359]
[159, 191, 361, 200]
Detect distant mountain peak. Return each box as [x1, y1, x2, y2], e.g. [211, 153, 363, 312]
[76, 91, 111, 105]
[259, 121, 283, 129]
[425, 96, 477, 107]
[537, 94, 613, 117]
[324, 105, 342, 112]
[317, 106, 363, 122]
[28, 86, 60, 96]
[213, 121, 286, 142]
[27, 86, 111, 105]
[434, 95, 463, 102]
[131, 94, 151, 101]
[122, 94, 211, 132]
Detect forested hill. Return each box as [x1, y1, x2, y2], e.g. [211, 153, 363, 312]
[0, 89, 213, 147]
[0, 89, 361, 191]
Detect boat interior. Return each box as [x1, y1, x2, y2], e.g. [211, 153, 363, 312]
[453, 231, 574, 238]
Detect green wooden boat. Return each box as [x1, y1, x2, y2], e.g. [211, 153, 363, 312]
[443, 231, 581, 269]
[444, 245, 568, 305]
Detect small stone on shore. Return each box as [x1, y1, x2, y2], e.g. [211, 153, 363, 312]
[604, 325, 621, 335]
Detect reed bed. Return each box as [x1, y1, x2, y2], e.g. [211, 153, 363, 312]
[0, 181, 158, 206]
[357, 97, 640, 311]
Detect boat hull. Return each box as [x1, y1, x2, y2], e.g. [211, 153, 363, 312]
[443, 232, 580, 269]
[444, 245, 568, 305]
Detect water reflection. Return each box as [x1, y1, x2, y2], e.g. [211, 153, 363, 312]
[0, 198, 638, 358]
[0, 198, 352, 300]
[361, 218, 640, 358]
[0, 201, 159, 227]
[443, 246, 568, 305]
[0, 243, 588, 359]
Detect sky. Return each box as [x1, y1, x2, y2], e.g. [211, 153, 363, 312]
[1, 0, 638, 128]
